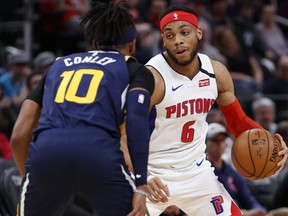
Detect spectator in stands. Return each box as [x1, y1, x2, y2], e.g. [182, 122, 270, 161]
[198, 20, 226, 64]
[252, 97, 278, 133]
[206, 108, 225, 125]
[187, 0, 212, 43]
[135, 22, 157, 64]
[33, 51, 56, 74]
[263, 55, 288, 122]
[206, 123, 268, 215]
[256, 4, 288, 60]
[213, 26, 263, 115]
[0, 52, 31, 137]
[137, 0, 169, 56]
[0, 132, 12, 160]
[36, 0, 90, 55]
[26, 72, 43, 93]
[275, 0, 288, 28]
[0, 86, 16, 138]
[207, 0, 234, 30]
[140, 0, 170, 30]
[121, 0, 142, 21]
[206, 108, 234, 164]
[0, 52, 31, 109]
[246, 169, 280, 211]
[232, 1, 268, 60]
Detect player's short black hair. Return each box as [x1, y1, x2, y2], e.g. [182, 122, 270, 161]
[80, 0, 135, 47]
[159, 4, 198, 20]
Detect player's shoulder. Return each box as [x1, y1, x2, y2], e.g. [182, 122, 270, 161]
[210, 59, 229, 77]
[127, 59, 151, 76]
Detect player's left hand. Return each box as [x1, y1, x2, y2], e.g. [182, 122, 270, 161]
[147, 176, 170, 203]
[274, 133, 288, 174]
[127, 185, 147, 216]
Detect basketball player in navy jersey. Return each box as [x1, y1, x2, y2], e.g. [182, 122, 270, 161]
[10, 2, 154, 216]
[140, 4, 288, 216]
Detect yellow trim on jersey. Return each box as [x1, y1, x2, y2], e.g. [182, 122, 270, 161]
[125, 55, 137, 62]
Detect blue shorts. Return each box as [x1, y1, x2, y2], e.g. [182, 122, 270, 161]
[18, 128, 135, 216]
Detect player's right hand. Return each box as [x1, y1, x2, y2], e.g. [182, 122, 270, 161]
[128, 186, 147, 216]
[147, 176, 170, 203]
[274, 133, 288, 174]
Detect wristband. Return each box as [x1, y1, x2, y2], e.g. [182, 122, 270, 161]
[134, 189, 149, 197]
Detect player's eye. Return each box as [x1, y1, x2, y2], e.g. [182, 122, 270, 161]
[165, 33, 173, 39]
[182, 30, 190, 36]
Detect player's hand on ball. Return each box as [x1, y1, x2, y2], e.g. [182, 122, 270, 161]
[275, 133, 288, 174]
[147, 176, 170, 203]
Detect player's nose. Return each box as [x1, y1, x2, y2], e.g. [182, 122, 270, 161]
[174, 34, 184, 45]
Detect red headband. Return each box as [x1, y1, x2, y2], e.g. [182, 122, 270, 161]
[160, 11, 198, 32]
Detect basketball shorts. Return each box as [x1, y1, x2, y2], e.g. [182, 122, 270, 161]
[18, 128, 135, 216]
[147, 154, 243, 216]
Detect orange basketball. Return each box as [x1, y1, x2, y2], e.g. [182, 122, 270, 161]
[231, 128, 283, 180]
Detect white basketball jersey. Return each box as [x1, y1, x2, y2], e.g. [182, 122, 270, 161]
[146, 53, 218, 172]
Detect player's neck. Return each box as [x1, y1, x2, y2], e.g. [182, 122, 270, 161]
[165, 52, 200, 79]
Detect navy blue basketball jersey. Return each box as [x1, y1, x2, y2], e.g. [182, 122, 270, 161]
[35, 51, 133, 137]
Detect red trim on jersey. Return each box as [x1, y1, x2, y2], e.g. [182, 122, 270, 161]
[230, 201, 243, 216]
[160, 11, 198, 32]
[219, 99, 262, 137]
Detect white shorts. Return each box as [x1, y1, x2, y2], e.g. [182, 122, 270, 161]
[147, 154, 242, 216]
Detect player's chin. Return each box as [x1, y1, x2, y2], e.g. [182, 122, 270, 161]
[176, 58, 192, 66]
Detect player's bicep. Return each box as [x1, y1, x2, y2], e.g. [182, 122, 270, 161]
[146, 66, 165, 108]
[212, 60, 236, 106]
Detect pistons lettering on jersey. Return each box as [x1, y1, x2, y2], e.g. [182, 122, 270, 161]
[165, 98, 215, 118]
[210, 195, 224, 215]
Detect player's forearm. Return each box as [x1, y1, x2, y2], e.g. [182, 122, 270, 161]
[10, 134, 31, 177]
[219, 98, 262, 137]
[10, 100, 41, 177]
[126, 90, 150, 186]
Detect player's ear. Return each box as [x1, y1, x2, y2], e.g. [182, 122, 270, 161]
[196, 27, 202, 40]
[92, 40, 99, 50]
[161, 34, 166, 48]
[129, 39, 136, 56]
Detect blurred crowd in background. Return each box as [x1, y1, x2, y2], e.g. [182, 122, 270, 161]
[0, 0, 288, 215]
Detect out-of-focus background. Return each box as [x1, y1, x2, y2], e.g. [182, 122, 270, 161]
[0, 0, 287, 216]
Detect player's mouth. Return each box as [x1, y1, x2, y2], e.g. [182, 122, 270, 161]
[175, 47, 188, 56]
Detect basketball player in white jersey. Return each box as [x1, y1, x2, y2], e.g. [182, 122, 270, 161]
[144, 4, 288, 216]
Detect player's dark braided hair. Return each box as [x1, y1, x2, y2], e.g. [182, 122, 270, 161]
[80, 0, 135, 48]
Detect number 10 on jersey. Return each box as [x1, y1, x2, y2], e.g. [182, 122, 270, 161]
[55, 69, 104, 104]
